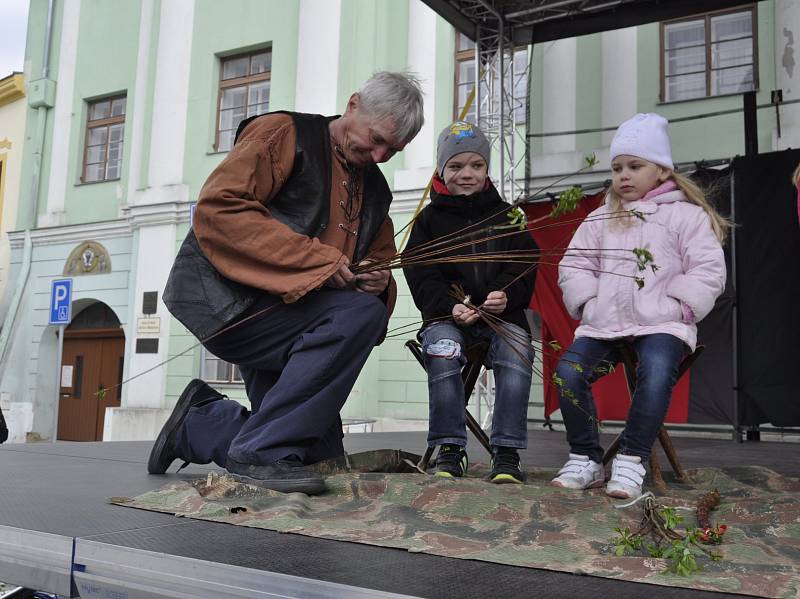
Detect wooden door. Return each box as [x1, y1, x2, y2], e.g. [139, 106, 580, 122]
[58, 329, 124, 441]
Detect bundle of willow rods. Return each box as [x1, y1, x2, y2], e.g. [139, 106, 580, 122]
[354, 210, 645, 277]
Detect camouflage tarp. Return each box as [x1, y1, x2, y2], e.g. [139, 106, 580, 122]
[113, 454, 800, 597]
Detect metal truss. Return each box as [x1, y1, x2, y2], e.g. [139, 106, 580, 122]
[459, 1, 531, 203]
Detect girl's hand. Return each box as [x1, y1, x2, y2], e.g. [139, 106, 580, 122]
[452, 303, 479, 326]
[482, 291, 507, 314]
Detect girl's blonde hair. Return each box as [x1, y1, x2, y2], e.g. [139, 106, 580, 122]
[606, 170, 731, 243]
[792, 162, 800, 189]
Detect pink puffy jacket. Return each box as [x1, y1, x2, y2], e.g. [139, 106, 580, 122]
[558, 184, 726, 351]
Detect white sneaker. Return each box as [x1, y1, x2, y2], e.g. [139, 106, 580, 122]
[606, 454, 646, 499]
[551, 453, 605, 489]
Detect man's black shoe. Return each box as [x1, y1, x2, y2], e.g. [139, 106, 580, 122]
[225, 455, 327, 495]
[147, 379, 223, 474]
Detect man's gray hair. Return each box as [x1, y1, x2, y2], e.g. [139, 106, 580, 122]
[358, 71, 424, 143]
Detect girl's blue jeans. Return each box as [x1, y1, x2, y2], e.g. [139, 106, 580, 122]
[555, 333, 686, 463]
[421, 321, 534, 450]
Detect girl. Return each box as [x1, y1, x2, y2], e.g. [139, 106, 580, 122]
[404, 122, 538, 484]
[550, 113, 727, 499]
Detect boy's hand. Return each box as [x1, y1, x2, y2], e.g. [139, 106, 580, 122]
[452, 303, 480, 326]
[482, 290, 507, 314]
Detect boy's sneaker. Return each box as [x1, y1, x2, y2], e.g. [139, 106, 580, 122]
[551, 453, 605, 489]
[489, 447, 525, 484]
[434, 445, 468, 478]
[606, 454, 646, 499]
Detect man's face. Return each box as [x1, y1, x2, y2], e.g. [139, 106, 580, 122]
[337, 94, 407, 167]
[611, 155, 668, 201]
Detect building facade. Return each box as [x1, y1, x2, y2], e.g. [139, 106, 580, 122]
[0, 0, 797, 443]
[0, 72, 29, 441]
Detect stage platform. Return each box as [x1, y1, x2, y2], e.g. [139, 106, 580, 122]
[1, 429, 798, 598]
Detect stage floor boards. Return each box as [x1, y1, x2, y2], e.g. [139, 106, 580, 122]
[1, 429, 795, 598]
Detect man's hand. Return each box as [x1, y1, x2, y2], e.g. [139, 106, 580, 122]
[482, 291, 507, 314]
[355, 269, 390, 295]
[452, 303, 480, 326]
[355, 261, 390, 295]
[325, 262, 356, 289]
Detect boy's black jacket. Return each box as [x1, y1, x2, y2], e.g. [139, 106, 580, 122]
[402, 179, 538, 334]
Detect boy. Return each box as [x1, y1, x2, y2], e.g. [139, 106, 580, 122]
[403, 122, 538, 483]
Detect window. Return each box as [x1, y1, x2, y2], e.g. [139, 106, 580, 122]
[661, 5, 757, 102]
[216, 49, 272, 152]
[454, 33, 477, 123]
[454, 33, 528, 125]
[202, 349, 243, 384]
[82, 95, 126, 183]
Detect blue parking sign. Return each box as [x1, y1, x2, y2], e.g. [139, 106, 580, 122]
[49, 279, 73, 325]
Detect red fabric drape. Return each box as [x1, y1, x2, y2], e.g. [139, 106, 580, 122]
[524, 194, 690, 422]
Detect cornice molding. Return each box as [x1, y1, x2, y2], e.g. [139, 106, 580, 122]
[7, 219, 133, 249]
[0, 74, 25, 108]
[121, 201, 190, 227]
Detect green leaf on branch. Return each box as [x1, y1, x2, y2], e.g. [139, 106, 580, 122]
[634, 276, 645, 290]
[550, 185, 584, 218]
[611, 527, 643, 556]
[585, 153, 598, 168]
[548, 340, 563, 352]
[662, 540, 702, 576]
[659, 506, 684, 530]
[506, 206, 528, 230]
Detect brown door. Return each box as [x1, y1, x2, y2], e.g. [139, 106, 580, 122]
[58, 329, 124, 441]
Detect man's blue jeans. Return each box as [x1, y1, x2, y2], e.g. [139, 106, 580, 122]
[555, 334, 686, 463]
[421, 321, 534, 450]
[173, 288, 388, 467]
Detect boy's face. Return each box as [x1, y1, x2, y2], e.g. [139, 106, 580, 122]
[611, 154, 669, 201]
[442, 151, 488, 196]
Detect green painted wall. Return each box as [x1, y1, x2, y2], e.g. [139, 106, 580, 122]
[182, 0, 301, 202]
[575, 34, 603, 154]
[61, 0, 141, 224]
[337, 0, 410, 185]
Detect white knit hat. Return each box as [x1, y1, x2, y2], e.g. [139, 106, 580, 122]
[609, 113, 674, 170]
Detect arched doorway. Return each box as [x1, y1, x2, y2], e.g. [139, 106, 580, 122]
[57, 301, 125, 441]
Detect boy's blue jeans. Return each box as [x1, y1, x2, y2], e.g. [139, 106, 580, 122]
[555, 334, 686, 463]
[421, 321, 534, 450]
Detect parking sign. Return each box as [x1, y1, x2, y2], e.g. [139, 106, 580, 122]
[49, 279, 73, 325]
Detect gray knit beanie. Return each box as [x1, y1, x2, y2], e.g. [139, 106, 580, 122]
[436, 121, 490, 175]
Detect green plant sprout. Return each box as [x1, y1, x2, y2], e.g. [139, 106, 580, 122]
[505, 206, 528, 230]
[610, 493, 725, 577]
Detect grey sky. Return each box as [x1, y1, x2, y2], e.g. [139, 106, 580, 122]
[0, 0, 30, 78]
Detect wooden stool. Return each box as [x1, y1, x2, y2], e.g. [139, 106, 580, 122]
[602, 343, 704, 492]
[405, 339, 493, 471]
